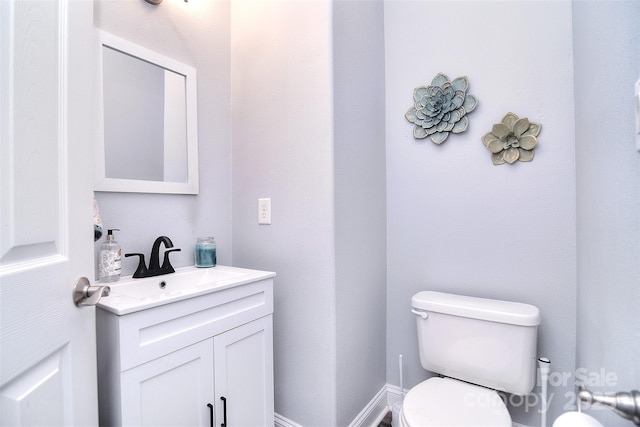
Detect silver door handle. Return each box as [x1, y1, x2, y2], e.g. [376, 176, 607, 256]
[73, 277, 110, 306]
[578, 386, 640, 425]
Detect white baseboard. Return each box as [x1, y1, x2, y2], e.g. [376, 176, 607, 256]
[274, 412, 302, 427]
[348, 385, 390, 427]
[275, 383, 533, 427]
[274, 385, 390, 427]
[386, 383, 404, 406]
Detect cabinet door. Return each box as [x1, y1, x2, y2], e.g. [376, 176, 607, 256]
[121, 339, 215, 427]
[214, 316, 274, 427]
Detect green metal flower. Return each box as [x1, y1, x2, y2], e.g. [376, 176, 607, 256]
[405, 73, 478, 144]
[482, 113, 541, 165]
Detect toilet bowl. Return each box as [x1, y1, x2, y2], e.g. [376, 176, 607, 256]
[399, 377, 511, 427]
[404, 291, 541, 427]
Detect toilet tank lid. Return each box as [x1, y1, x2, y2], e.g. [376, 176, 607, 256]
[412, 291, 541, 326]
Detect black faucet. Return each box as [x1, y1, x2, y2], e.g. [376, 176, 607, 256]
[125, 236, 181, 278]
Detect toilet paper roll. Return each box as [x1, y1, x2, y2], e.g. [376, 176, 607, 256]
[553, 412, 604, 427]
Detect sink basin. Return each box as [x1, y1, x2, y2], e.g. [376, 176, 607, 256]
[97, 265, 275, 315]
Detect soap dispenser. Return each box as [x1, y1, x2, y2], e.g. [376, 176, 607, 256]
[98, 229, 121, 282]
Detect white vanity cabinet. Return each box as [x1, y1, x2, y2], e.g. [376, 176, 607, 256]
[96, 267, 274, 427]
[119, 338, 214, 426]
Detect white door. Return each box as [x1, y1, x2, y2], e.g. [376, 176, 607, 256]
[213, 316, 274, 427]
[0, 1, 98, 426]
[120, 339, 215, 427]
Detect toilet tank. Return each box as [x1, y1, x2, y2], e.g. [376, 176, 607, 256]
[412, 291, 541, 395]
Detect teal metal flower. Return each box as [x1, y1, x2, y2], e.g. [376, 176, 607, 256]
[405, 73, 478, 144]
[482, 113, 541, 165]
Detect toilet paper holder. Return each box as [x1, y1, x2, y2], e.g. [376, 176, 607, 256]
[578, 384, 640, 425]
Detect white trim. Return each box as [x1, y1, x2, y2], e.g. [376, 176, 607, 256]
[274, 385, 390, 427]
[348, 385, 390, 427]
[274, 413, 302, 427]
[386, 383, 405, 407]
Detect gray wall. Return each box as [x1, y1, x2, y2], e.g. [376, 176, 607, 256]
[231, 1, 337, 424]
[231, 0, 387, 425]
[93, 0, 232, 276]
[333, 2, 387, 425]
[574, 2, 640, 426]
[384, 2, 577, 425]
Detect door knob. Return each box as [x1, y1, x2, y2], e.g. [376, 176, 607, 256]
[73, 277, 110, 306]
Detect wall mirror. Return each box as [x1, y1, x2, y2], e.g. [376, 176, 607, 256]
[95, 30, 199, 194]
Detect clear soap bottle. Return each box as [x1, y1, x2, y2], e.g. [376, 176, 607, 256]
[98, 229, 121, 282]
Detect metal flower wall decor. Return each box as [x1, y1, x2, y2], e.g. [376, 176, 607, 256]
[405, 73, 478, 144]
[482, 112, 541, 165]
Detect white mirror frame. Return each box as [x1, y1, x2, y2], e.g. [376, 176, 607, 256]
[94, 30, 199, 194]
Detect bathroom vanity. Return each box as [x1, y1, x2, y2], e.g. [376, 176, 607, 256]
[96, 265, 275, 427]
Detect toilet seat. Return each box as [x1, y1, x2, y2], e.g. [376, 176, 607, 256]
[400, 377, 511, 427]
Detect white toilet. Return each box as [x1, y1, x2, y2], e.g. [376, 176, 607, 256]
[400, 291, 541, 427]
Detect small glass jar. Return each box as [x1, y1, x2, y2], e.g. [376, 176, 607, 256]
[195, 237, 216, 268]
